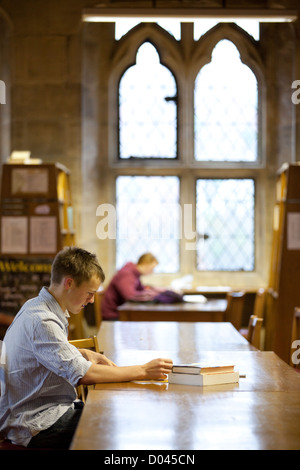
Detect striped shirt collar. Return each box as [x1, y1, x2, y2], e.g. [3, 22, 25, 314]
[38, 286, 70, 320]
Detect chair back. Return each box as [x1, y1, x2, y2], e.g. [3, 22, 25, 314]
[225, 290, 246, 330]
[253, 288, 266, 318]
[69, 335, 100, 353]
[94, 290, 105, 329]
[68, 309, 84, 340]
[69, 335, 100, 401]
[246, 315, 263, 349]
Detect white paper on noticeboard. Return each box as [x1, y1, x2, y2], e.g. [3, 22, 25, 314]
[1, 216, 28, 253]
[287, 212, 300, 250]
[29, 216, 57, 254]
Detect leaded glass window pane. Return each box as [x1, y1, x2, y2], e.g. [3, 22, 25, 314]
[119, 42, 177, 159]
[196, 179, 255, 271]
[116, 176, 180, 273]
[194, 40, 258, 162]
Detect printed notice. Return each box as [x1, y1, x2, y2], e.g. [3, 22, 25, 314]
[287, 213, 300, 250]
[30, 216, 57, 254]
[1, 216, 28, 254]
[11, 168, 49, 194]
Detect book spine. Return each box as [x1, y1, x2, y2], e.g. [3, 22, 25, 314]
[168, 371, 239, 386]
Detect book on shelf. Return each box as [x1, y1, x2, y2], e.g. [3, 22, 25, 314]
[168, 370, 239, 386]
[7, 151, 42, 165]
[171, 363, 235, 375]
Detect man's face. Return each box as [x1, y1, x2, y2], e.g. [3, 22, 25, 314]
[142, 261, 158, 275]
[65, 274, 101, 314]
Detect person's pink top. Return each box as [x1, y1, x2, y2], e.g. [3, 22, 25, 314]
[101, 262, 156, 320]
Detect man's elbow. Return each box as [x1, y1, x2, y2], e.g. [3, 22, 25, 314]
[77, 375, 91, 386]
[78, 366, 96, 385]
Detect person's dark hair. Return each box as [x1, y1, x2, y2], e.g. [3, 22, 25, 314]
[51, 246, 105, 286]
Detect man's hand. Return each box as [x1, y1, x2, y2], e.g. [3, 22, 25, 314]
[140, 358, 173, 381]
[78, 356, 173, 385]
[79, 349, 117, 366]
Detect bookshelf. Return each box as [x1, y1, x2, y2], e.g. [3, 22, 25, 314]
[265, 163, 300, 362]
[0, 163, 76, 328]
[0, 162, 75, 256]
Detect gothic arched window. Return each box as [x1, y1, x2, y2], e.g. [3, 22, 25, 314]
[194, 39, 258, 162]
[119, 42, 178, 159]
[110, 25, 263, 274]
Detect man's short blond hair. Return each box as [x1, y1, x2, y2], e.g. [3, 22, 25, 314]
[137, 253, 158, 266]
[51, 246, 105, 286]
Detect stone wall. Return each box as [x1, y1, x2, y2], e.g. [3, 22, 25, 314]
[0, 0, 299, 286]
[0, 0, 85, 240]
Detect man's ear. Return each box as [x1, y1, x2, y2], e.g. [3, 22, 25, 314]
[63, 277, 74, 290]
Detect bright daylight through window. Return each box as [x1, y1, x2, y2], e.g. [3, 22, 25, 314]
[115, 19, 260, 273]
[119, 42, 177, 159]
[116, 176, 180, 273]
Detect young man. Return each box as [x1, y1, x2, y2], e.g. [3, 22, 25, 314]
[0, 247, 172, 449]
[102, 253, 163, 320]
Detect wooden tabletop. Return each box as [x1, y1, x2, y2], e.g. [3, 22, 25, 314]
[71, 389, 300, 450]
[118, 298, 227, 322]
[98, 321, 254, 351]
[71, 320, 300, 450]
[94, 350, 300, 392]
[71, 349, 300, 450]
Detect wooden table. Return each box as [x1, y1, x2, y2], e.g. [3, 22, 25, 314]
[117, 298, 227, 322]
[71, 351, 300, 450]
[98, 321, 255, 352]
[71, 390, 300, 450]
[71, 320, 300, 450]
[94, 350, 300, 392]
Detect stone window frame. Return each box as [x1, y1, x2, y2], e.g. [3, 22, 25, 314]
[103, 21, 267, 284]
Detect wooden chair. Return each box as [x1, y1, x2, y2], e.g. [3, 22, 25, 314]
[69, 335, 101, 401]
[80, 289, 105, 332]
[240, 288, 266, 342]
[290, 307, 300, 370]
[225, 290, 246, 330]
[68, 309, 85, 340]
[93, 289, 105, 329]
[246, 315, 263, 349]
[69, 335, 100, 352]
[253, 288, 266, 318]
[0, 313, 14, 327]
[0, 313, 14, 340]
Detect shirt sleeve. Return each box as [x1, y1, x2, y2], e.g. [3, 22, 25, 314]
[31, 314, 92, 387]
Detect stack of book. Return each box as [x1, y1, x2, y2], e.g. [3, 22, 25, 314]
[168, 363, 239, 386]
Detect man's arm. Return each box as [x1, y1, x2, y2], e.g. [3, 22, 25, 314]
[78, 349, 117, 366]
[78, 357, 173, 385]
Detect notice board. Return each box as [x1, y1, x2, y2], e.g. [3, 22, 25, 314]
[0, 258, 52, 315]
